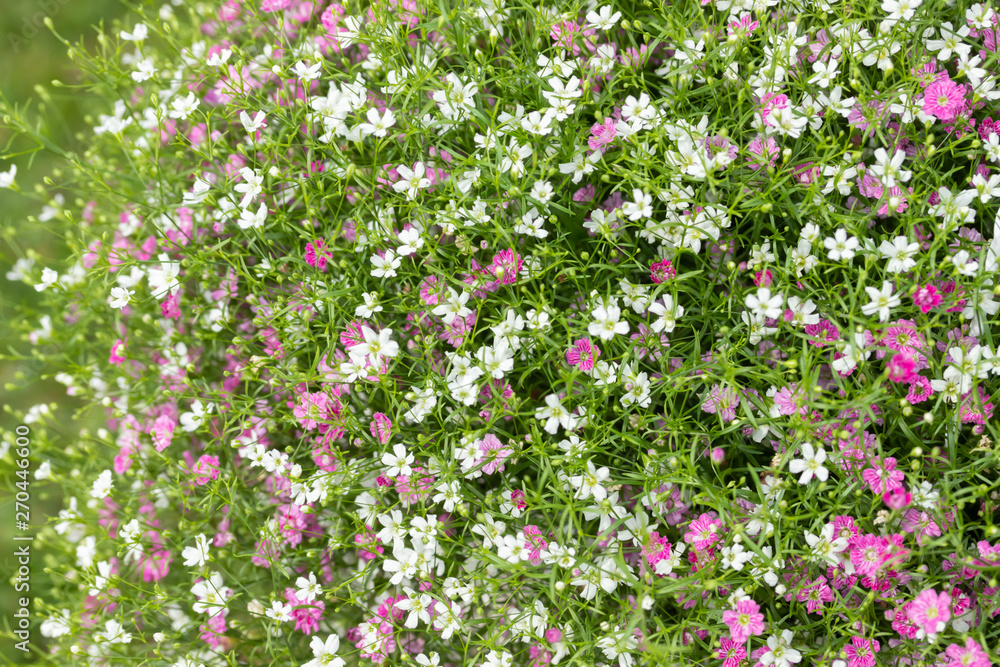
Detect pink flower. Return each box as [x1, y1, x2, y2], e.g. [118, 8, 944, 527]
[566, 338, 601, 372]
[907, 588, 952, 637]
[906, 376, 934, 403]
[721, 599, 765, 643]
[650, 259, 676, 283]
[192, 455, 221, 486]
[886, 353, 916, 383]
[912, 284, 942, 313]
[150, 415, 176, 452]
[304, 239, 332, 270]
[588, 118, 618, 151]
[684, 512, 723, 551]
[641, 531, 672, 573]
[523, 525, 548, 565]
[294, 391, 330, 430]
[882, 486, 912, 511]
[490, 248, 523, 285]
[923, 78, 966, 122]
[753, 269, 773, 287]
[861, 457, 904, 495]
[702, 384, 740, 422]
[109, 339, 127, 365]
[284, 588, 325, 635]
[943, 638, 991, 667]
[718, 637, 747, 667]
[260, 0, 292, 11]
[797, 576, 834, 614]
[843, 636, 880, 667]
[370, 412, 392, 445]
[478, 434, 513, 475]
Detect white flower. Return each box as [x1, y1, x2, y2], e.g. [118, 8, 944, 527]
[179, 400, 212, 432]
[870, 148, 911, 188]
[809, 59, 839, 88]
[943, 345, 986, 394]
[370, 250, 402, 278]
[296, 572, 323, 602]
[35, 267, 59, 292]
[745, 287, 784, 320]
[393, 162, 430, 199]
[861, 281, 901, 322]
[569, 460, 611, 501]
[586, 6, 622, 30]
[535, 394, 576, 434]
[240, 110, 267, 135]
[760, 630, 803, 667]
[823, 228, 860, 261]
[191, 572, 232, 616]
[182, 534, 211, 567]
[879, 235, 919, 273]
[382, 443, 415, 477]
[109, 286, 134, 310]
[596, 629, 639, 667]
[302, 635, 344, 667]
[132, 58, 157, 82]
[96, 619, 132, 644]
[356, 106, 396, 138]
[238, 202, 268, 230]
[432, 288, 472, 324]
[234, 167, 264, 208]
[787, 443, 829, 484]
[355, 292, 383, 317]
[0, 164, 17, 189]
[804, 523, 848, 565]
[40, 609, 71, 638]
[148, 253, 181, 298]
[588, 299, 629, 340]
[293, 61, 323, 82]
[168, 92, 201, 119]
[120, 23, 148, 41]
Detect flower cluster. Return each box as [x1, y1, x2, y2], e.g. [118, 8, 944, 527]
[3, 0, 1000, 666]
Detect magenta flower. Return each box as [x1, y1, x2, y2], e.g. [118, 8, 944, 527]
[370, 412, 392, 445]
[684, 512, 723, 551]
[943, 638, 991, 667]
[641, 531, 672, 572]
[721, 599, 765, 643]
[650, 258, 676, 284]
[923, 78, 966, 122]
[843, 636, 880, 667]
[907, 588, 952, 637]
[304, 238, 331, 270]
[285, 587, 325, 635]
[192, 454, 221, 486]
[906, 376, 934, 403]
[109, 339, 127, 365]
[702, 384, 740, 422]
[912, 284, 943, 313]
[588, 118, 618, 151]
[490, 248, 523, 285]
[861, 456, 904, 495]
[886, 353, 916, 383]
[718, 637, 747, 667]
[150, 415, 177, 452]
[566, 338, 601, 372]
[478, 433, 513, 475]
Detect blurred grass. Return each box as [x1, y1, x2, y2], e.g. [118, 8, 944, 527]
[0, 1, 128, 664]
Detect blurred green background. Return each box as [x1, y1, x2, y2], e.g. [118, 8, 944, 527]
[1, 1, 127, 664]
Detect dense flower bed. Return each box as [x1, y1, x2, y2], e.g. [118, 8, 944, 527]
[3, 0, 1000, 666]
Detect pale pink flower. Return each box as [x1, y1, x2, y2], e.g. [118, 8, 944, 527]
[907, 588, 951, 637]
